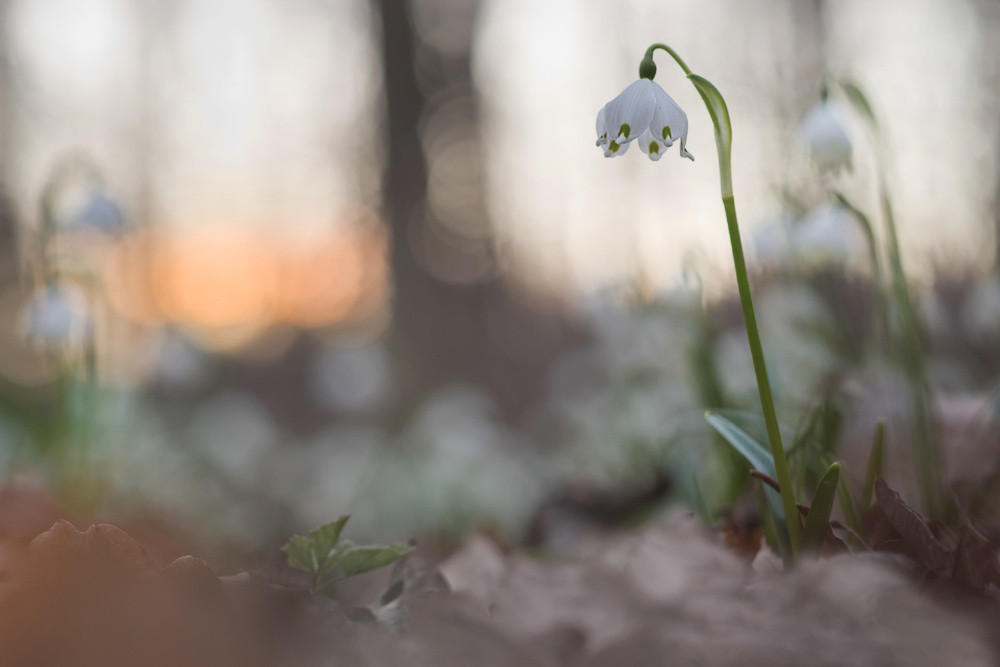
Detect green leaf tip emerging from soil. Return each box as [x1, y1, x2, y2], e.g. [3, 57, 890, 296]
[281, 515, 413, 595]
[862, 420, 886, 512]
[801, 462, 840, 554]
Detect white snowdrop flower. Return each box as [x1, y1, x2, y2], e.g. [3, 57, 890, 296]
[596, 79, 693, 161]
[23, 284, 91, 349]
[69, 189, 126, 235]
[798, 100, 852, 172]
[793, 203, 865, 265]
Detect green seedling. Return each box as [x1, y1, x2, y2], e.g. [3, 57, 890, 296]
[801, 462, 840, 554]
[862, 420, 886, 512]
[281, 515, 413, 596]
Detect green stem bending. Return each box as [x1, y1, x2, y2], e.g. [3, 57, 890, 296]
[723, 195, 801, 555]
[644, 42, 802, 554]
[641, 43, 693, 78]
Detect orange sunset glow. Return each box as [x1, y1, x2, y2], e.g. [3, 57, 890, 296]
[103, 222, 387, 340]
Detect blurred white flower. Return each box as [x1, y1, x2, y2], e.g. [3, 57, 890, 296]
[270, 425, 383, 528]
[753, 206, 865, 268]
[310, 343, 392, 414]
[190, 393, 280, 486]
[716, 284, 838, 412]
[356, 387, 547, 539]
[792, 204, 865, 266]
[23, 284, 91, 349]
[752, 215, 796, 265]
[68, 189, 125, 234]
[149, 329, 212, 390]
[596, 79, 693, 161]
[962, 278, 1000, 339]
[798, 101, 852, 172]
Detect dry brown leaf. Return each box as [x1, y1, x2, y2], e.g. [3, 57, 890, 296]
[952, 521, 1000, 590]
[864, 479, 955, 577]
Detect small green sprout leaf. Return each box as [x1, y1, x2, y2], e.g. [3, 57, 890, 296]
[834, 462, 863, 537]
[281, 514, 412, 595]
[862, 420, 886, 512]
[281, 535, 314, 573]
[338, 543, 414, 578]
[310, 515, 350, 563]
[801, 462, 840, 554]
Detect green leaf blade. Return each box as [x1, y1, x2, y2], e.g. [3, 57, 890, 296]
[705, 411, 777, 477]
[338, 544, 414, 578]
[837, 78, 878, 129]
[687, 74, 733, 197]
[310, 515, 350, 563]
[862, 420, 886, 512]
[802, 462, 841, 554]
[281, 535, 315, 574]
[705, 411, 784, 523]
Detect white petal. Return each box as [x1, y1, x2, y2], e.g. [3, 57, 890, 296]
[595, 105, 609, 147]
[637, 129, 665, 161]
[798, 101, 852, 171]
[679, 138, 694, 161]
[603, 138, 630, 158]
[648, 82, 689, 148]
[602, 79, 656, 146]
[23, 284, 91, 347]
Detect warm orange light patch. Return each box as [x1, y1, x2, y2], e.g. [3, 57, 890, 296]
[276, 236, 364, 327]
[103, 220, 388, 337]
[151, 230, 278, 329]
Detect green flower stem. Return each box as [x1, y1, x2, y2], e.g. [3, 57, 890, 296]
[722, 195, 801, 555]
[644, 44, 802, 554]
[833, 192, 890, 352]
[837, 79, 944, 519]
[640, 43, 692, 78]
[883, 189, 942, 518]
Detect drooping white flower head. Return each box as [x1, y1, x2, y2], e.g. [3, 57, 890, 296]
[596, 79, 693, 161]
[798, 101, 852, 172]
[792, 203, 865, 265]
[68, 189, 126, 235]
[23, 283, 91, 349]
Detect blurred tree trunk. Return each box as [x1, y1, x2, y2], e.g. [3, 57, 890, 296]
[0, 0, 18, 281]
[375, 0, 575, 423]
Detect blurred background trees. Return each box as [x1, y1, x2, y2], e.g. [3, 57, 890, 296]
[0, 0, 998, 549]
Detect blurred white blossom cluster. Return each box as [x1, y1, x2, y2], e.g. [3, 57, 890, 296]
[753, 204, 867, 270]
[714, 284, 841, 415]
[540, 287, 706, 492]
[352, 387, 546, 541]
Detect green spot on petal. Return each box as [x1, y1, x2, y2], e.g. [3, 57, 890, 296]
[609, 141, 621, 153]
[649, 142, 659, 154]
[662, 126, 672, 140]
[618, 123, 631, 139]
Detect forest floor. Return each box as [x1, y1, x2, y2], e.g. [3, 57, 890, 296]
[2, 479, 1000, 667]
